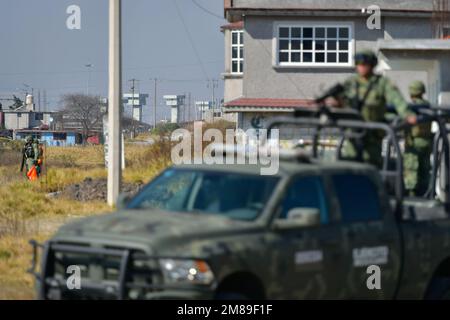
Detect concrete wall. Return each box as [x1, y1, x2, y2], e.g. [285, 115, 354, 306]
[232, 0, 433, 11]
[224, 77, 243, 102]
[239, 111, 285, 131]
[242, 15, 432, 100]
[380, 50, 450, 105]
[29, 113, 53, 128]
[223, 28, 244, 103]
[384, 18, 433, 39]
[39, 132, 77, 146]
[4, 112, 53, 130]
[238, 111, 311, 139]
[4, 113, 29, 130]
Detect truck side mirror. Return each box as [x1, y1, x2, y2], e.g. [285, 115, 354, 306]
[273, 208, 321, 230]
[116, 193, 131, 210]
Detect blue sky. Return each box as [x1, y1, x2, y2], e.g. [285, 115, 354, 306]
[0, 0, 226, 123]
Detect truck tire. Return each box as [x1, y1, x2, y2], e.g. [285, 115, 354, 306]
[425, 277, 450, 300]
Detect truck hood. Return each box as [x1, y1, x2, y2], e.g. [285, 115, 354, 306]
[54, 209, 259, 249]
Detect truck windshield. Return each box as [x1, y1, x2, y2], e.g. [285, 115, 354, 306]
[127, 168, 279, 221]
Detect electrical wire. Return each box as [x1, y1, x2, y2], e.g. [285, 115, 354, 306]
[191, 0, 224, 20]
[0, 60, 222, 77]
[172, 0, 210, 79]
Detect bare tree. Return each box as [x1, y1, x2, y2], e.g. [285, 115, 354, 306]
[122, 116, 138, 138]
[60, 94, 105, 144]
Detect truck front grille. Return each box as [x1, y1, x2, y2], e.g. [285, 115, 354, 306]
[42, 242, 163, 300]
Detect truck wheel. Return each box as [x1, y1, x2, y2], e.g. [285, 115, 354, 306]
[215, 292, 249, 300]
[425, 277, 450, 300]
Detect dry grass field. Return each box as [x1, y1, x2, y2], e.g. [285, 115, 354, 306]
[0, 121, 235, 299]
[0, 137, 172, 299]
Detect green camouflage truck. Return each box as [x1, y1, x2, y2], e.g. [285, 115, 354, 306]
[29, 108, 450, 300]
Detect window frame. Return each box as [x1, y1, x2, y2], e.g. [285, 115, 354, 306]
[276, 175, 330, 225]
[53, 132, 67, 141]
[273, 21, 355, 68]
[126, 168, 280, 221]
[231, 29, 244, 74]
[34, 112, 44, 121]
[331, 173, 383, 223]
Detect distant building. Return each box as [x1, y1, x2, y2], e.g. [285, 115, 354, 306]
[164, 95, 186, 124]
[195, 101, 226, 123]
[0, 94, 55, 131]
[1, 107, 54, 131]
[15, 130, 83, 146]
[123, 93, 149, 122]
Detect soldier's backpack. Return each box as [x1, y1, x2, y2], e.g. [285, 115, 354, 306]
[24, 143, 35, 159]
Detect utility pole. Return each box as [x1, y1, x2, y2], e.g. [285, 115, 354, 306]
[182, 92, 186, 123]
[153, 78, 157, 128]
[212, 79, 219, 108]
[188, 92, 191, 123]
[107, 0, 122, 206]
[37, 90, 41, 112]
[85, 64, 93, 95]
[128, 78, 140, 138]
[43, 90, 47, 112]
[128, 78, 140, 108]
[208, 79, 218, 122]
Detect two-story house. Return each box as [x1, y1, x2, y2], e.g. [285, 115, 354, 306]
[221, 0, 450, 131]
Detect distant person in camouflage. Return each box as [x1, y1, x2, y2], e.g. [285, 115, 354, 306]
[21, 135, 39, 177]
[331, 50, 415, 168]
[404, 81, 433, 196]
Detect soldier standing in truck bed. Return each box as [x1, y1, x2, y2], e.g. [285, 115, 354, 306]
[330, 50, 416, 168]
[404, 81, 433, 196]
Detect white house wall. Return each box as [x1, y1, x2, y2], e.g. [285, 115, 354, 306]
[241, 15, 432, 100]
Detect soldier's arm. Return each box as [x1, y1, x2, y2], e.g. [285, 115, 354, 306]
[334, 78, 353, 108]
[384, 78, 414, 119]
[33, 143, 39, 162]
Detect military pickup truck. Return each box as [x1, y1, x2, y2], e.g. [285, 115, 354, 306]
[29, 108, 450, 300]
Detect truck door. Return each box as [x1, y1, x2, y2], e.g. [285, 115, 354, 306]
[271, 175, 347, 299]
[331, 173, 402, 299]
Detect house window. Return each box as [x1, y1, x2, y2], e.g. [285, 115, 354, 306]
[53, 133, 67, 141]
[34, 113, 44, 121]
[276, 24, 353, 67]
[443, 27, 450, 39]
[231, 30, 244, 74]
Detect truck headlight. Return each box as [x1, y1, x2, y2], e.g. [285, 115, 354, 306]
[159, 259, 214, 285]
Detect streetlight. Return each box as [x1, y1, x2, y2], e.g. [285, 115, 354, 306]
[85, 64, 93, 95]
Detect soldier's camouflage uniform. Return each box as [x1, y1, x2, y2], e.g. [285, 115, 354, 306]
[338, 74, 410, 168]
[404, 97, 432, 196]
[23, 136, 39, 173]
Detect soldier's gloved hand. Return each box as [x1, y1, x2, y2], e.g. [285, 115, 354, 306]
[406, 115, 418, 125]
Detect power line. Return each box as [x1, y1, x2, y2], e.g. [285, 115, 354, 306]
[140, 78, 213, 83]
[0, 60, 222, 77]
[172, 0, 209, 79]
[191, 0, 224, 20]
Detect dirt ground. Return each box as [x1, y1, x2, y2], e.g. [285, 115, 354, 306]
[60, 177, 143, 202]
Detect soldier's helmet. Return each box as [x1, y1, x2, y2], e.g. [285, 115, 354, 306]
[25, 135, 33, 143]
[409, 81, 426, 96]
[354, 50, 378, 67]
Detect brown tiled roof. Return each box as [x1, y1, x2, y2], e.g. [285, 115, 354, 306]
[220, 21, 244, 31]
